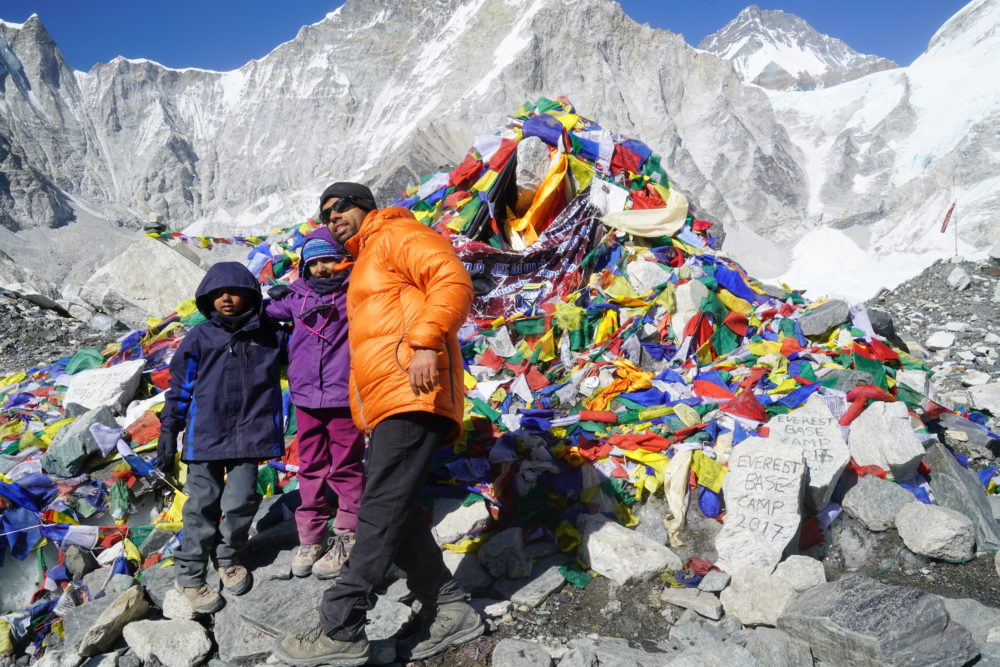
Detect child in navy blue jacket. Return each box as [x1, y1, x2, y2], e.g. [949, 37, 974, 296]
[157, 261, 287, 614]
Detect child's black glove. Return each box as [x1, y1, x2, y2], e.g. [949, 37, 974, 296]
[267, 284, 291, 300]
[156, 431, 178, 477]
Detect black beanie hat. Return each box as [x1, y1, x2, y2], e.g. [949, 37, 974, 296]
[319, 182, 377, 213]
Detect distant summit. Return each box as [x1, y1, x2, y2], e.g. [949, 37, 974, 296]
[699, 5, 898, 90]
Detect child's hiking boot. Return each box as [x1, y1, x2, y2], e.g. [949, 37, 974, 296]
[292, 542, 326, 578]
[312, 532, 354, 580]
[218, 563, 252, 595]
[396, 600, 484, 661]
[173, 580, 225, 614]
[273, 624, 369, 666]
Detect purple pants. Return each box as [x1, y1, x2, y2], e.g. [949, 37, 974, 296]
[295, 406, 365, 543]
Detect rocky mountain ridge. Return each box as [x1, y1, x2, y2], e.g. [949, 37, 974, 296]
[0, 0, 997, 300]
[698, 5, 898, 91]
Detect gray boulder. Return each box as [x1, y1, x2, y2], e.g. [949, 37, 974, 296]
[62, 585, 150, 658]
[477, 527, 533, 579]
[565, 636, 682, 666]
[924, 442, 1000, 551]
[798, 300, 849, 338]
[841, 475, 915, 531]
[777, 575, 978, 666]
[744, 627, 813, 667]
[122, 619, 212, 667]
[895, 502, 975, 561]
[40, 405, 118, 477]
[491, 638, 553, 667]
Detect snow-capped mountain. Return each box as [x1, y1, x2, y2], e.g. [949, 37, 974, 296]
[0, 0, 803, 282]
[699, 5, 898, 91]
[0, 0, 997, 301]
[767, 0, 1000, 297]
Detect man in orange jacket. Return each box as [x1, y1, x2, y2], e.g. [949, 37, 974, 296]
[275, 182, 481, 666]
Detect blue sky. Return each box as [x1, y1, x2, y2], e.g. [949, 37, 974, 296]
[0, 1, 969, 72]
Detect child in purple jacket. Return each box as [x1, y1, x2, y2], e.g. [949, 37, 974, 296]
[265, 229, 365, 578]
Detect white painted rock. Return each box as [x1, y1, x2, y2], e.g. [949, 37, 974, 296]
[720, 566, 798, 627]
[847, 401, 925, 481]
[773, 556, 826, 592]
[895, 502, 975, 561]
[764, 395, 850, 512]
[577, 514, 682, 585]
[62, 360, 147, 415]
[715, 438, 806, 573]
[122, 619, 212, 667]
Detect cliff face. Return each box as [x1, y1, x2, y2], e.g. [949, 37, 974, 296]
[1, 0, 998, 296]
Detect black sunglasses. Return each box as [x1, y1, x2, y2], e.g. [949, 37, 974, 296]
[320, 197, 357, 222]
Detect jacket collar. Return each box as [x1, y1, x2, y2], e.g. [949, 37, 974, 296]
[345, 207, 417, 258]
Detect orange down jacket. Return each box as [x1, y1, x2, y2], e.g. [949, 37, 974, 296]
[343, 207, 473, 437]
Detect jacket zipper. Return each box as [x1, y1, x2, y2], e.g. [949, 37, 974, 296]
[353, 384, 371, 435]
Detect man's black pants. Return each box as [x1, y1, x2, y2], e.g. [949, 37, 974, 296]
[319, 411, 464, 639]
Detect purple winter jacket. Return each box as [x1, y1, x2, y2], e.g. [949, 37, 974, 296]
[264, 233, 351, 409]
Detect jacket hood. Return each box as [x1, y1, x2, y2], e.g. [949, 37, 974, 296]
[195, 262, 262, 318]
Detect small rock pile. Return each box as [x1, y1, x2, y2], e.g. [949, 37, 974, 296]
[0, 289, 120, 376]
[870, 257, 999, 398]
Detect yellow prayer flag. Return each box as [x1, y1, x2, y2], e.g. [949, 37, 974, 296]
[673, 404, 701, 427]
[40, 418, 75, 446]
[593, 309, 619, 345]
[690, 450, 727, 493]
[556, 520, 582, 553]
[556, 113, 580, 130]
[614, 502, 639, 528]
[567, 155, 595, 193]
[471, 169, 499, 193]
[716, 289, 754, 316]
[442, 534, 490, 554]
[534, 329, 558, 363]
[1, 371, 27, 387]
[176, 299, 199, 318]
[123, 539, 142, 563]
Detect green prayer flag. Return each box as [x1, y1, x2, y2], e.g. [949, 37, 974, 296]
[560, 560, 593, 588]
[853, 353, 888, 390]
[65, 348, 105, 375]
[256, 465, 278, 496]
[512, 317, 547, 337]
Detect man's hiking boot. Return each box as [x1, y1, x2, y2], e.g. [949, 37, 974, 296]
[273, 625, 369, 667]
[396, 600, 484, 660]
[292, 542, 326, 577]
[218, 563, 252, 595]
[173, 580, 225, 614]
[312, 532, 354, 580]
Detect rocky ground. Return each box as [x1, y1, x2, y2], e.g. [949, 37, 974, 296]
[0, 289, 121, 377]
[4, 255, 1000, 667]
[870, 257, 999, 398]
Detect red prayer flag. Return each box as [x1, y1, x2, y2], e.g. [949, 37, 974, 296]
[939, 202, 956, 233]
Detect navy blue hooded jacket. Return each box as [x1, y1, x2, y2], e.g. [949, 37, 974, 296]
[160, 262, 288, 461]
